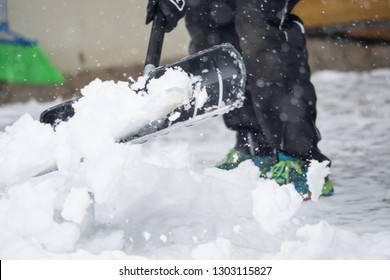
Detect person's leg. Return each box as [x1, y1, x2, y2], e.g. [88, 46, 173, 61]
[185, 0, 274, 159]
[235, 0, 333, 198]
[234, 0, 327, 161]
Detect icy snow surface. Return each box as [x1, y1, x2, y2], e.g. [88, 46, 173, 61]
[0, 69, 389, 259]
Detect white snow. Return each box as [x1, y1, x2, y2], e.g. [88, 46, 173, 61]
[61, 187, 93, 224]
[307, 160, 331, 201]
[252, 179, 302, 235]
[191, 237, 231, 259]
[0, 69, 389, 260]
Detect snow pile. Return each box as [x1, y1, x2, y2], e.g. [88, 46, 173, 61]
[1, 69, 390, 259]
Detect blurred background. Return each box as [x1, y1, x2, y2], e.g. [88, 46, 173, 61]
[0, 0, 389, 104]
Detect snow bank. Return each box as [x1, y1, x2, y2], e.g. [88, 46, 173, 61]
[1, 69, 389, 259]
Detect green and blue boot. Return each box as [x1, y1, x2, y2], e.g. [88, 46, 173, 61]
[216, 148, 277, 174]
[270, 152, 334, 200]
[216, 148, 251, 170]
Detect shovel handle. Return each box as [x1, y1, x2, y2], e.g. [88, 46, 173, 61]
[144, 12, 165, 75]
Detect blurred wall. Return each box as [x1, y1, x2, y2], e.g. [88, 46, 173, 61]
[7, 0, 389, 75]
[8, 0, 191, 73]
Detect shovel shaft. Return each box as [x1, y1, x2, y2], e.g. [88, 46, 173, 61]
[144, 12, 165, 75]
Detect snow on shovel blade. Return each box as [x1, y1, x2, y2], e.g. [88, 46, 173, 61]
[40, 43, 246, 143]
[121, 43, 246, 143]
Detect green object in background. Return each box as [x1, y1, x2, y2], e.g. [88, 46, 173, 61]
[0, 0, 64, 85]
[0, 41, 65, 85]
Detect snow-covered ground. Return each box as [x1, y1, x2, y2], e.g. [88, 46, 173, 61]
[0, 69, 389, 259]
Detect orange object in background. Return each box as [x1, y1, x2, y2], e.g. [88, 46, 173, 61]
[293, 0, 390, 41]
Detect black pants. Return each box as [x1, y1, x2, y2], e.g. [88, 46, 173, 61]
[185, 0, 329, 162]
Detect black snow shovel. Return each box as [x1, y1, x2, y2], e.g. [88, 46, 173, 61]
[40, 13, 246, 144]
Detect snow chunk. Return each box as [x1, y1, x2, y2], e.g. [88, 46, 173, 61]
[143, 232, 151, 241]
[146, 67, 195, 112]
[307, 160, 331, 201]
[61, 188, 93, 224]
[160, 234, 168, 243]
[252, 179, 302, 234]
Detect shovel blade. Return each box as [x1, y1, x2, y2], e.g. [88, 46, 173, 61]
[40, 43, 246, 127]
